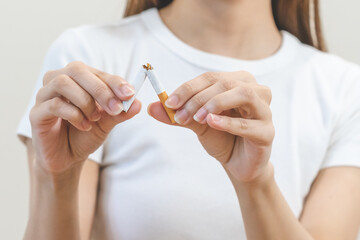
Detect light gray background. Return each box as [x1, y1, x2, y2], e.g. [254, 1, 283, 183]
[0, 0, 359, 239]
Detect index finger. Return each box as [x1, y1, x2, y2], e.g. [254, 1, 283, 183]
[165, 72, 218, 109]
[90, 67, 135, 101]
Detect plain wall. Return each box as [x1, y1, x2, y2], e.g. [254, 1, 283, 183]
[0, 0, 359, 239]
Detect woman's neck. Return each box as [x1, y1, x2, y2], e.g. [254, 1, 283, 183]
[159, 0, 282, 60]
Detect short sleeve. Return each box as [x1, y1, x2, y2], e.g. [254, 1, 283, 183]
[16, 28, 103, 163]
[321, 66, 360, 169]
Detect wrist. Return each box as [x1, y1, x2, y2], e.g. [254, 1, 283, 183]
[228, 162, 275, 192]
[32, 158, 83, 195]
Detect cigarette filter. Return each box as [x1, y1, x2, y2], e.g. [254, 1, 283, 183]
[122, 67, 147, 112]
[143, 63, 176, 124]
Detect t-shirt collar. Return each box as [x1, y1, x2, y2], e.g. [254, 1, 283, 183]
[141, 8, 301, 76]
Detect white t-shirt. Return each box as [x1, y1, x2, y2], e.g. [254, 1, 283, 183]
[17, 8, 360, 240]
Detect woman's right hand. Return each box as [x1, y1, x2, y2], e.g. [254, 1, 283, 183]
[30, 61, 141, 174]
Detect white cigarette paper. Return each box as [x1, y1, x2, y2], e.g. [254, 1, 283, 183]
[122, 67, 147, 112]
[143, 63, 176, 123]
[146, 69, 165, 95]
[122, 63, 175, 123]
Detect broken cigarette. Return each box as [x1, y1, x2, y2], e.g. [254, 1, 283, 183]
[122, 67, 147, 112]
[144, 63, 176, 124]
[122, 63, 176, 124]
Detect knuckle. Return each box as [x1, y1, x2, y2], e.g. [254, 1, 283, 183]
[35, 87, 45, 103]
[221, 79, 234, 90]
[263, 122, 275, 143]
[66, 61, 85, 74]
[109, 75, 126, 88]
[48, 97, 62, 112]
[238, 70, 251, 77]
[201, 72, 218, 84]
[93, 84, 109, 99]
[43, 70, 55, 85]
[94, 69, 107, 79]
[182, 82, 195, 93]
[207, 96, 222, 110]
[112, 75, 126, 84]
[255, 121, 275, 145]
[52, 74, 70, 90]
[237, 118, 249, 130]
[69, 109, 83, 123]
[238, 71, 256, 82]
[261, 106, 273, 122]
[261, 85, 272, 104]
[79, 95, 94, 111]
[191, 94, 206, 107]
[269, 124, 275, 140]
[237, 85, 255, 101]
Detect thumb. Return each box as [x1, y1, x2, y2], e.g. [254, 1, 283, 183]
[147, 101, 174, 125]
[148, 101, 209, 136]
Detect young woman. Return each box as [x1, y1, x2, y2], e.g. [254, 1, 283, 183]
[18, 0, 360, 239]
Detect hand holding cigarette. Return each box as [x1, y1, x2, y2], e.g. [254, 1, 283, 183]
[148, 71, 274, 184]
[30, 61, 141, 173]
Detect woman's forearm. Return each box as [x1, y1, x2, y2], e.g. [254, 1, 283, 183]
[229, 163, 313, 240]
[25, 161, 82, 240]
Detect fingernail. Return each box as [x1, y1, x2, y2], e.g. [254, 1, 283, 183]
[209, 113, 221, 123]
[121, 85, 135, 97]
[193, 108, 208, 123]
[82, 119, 92, 130]
[174, 109, 189, 124]
[165, 95, 179, 108]
[91, 110, 101, 121]
[108, 98, 123, 115]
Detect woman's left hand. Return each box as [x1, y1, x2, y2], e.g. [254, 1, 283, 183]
[148, 71, 274, 183]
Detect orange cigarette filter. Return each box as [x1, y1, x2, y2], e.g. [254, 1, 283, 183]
[157, 91, 176, 124]
[144, 63, 176, 124]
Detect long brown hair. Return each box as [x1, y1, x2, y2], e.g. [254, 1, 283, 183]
[124, 0, 326, 51]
